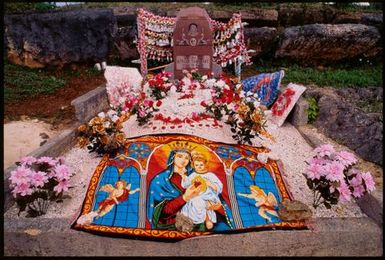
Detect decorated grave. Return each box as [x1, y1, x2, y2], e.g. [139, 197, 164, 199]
[5, 7, 376, 243]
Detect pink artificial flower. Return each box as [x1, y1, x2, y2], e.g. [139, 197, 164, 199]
[143, 99, 151, 106]
[20, 156, 37, 166]
[324, 161, 345, 182]
[314, 144, 335, 158]
[336, 151, 357, 167]
[37, 156, 58, 167]
[53, 179, 69, 195]
[361, 172, 376, 192]
[349, 174, 362, 187]
[54, 164, 71, 181]
[338, 181, 352, 203]
[138, 108, 146, 118]
[9, 166, 32, 186]
[12, 183, 34, 197]
[30, 171, 49, 188]
[352, 184, 365, 198]
[305, 163, 323, 180]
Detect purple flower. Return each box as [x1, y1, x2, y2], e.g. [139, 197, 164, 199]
[9, 166, 32, 186]
[361, 172, 376, 193]
[20, 156, 37, 166]
[324, 161, 345, 182]
[30, 171, 49, 188]
[336, 151, 357, 167]
[37, 156, 58, 167]
[314, 144, 335, 158]
[338, 181, 352, 203]
[12, 183, 34, 197]
[53, 180, 69, 194]
[54, 165, 71, 181]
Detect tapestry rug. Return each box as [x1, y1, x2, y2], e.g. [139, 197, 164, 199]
[72, 134, 306, 240]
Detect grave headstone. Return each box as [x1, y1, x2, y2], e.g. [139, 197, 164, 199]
[165, 7, 221, 79]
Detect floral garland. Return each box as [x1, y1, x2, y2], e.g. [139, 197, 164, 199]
[152, 112, 223, 129]
[136, 8, 251, 76]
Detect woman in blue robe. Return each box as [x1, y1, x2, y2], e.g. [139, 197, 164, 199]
[147, 146, 234, 231]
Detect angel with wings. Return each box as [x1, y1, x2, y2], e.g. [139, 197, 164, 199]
[238, 185, 278, 223]
[95, 180, 140, 218]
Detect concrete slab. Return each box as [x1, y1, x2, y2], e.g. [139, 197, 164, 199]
[3, 217, 382, 256]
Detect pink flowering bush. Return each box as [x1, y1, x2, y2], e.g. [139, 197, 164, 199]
[9, 156, 73, 217]
[304, 144, 376, 209]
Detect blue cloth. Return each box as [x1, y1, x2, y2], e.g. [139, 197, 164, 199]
[241, 70, 285, 107]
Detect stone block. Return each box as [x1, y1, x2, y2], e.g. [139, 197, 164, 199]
[71, 84, 109, 123]
[290, 96, 309, 126]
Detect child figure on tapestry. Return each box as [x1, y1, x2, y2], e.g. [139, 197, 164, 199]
[180, 152, 223, 230]
[238, 185, 278, 223]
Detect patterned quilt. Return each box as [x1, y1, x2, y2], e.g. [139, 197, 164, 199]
[72, 134, 306, 240]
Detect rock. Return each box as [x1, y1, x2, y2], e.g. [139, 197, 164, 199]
[4, 9, 117, 68]
[175, 212, 194, 232]
[39, 133, 50, 139]
[112, 25, 138, 60]
[275, 24, 382, 64]
[244, 27, 278, 57]
[333, 12, 362, 24]
[241, 9, 278, 27]
[311, 88, 383, 165]
[361, 13, 383, 26]
[278, 199, 313, 221]
[278, 5, 336, 26]
[289, 96, 309, 126]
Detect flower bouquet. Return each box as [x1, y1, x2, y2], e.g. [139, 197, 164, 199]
[77, 110, 126, 157]
[304, 144, 376, 209]
[145, 71, 173, 100]
[9, 156, 73, 217]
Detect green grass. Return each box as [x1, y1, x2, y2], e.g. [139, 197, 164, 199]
[4, 61, 66, 102]
[242, 62, 383, 88]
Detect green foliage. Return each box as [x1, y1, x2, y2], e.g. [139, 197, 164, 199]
[306, 96, 318, 123]
[4, 60, 66, 102]
[5, 2, 56, 13]
[243, 62, 383, 88]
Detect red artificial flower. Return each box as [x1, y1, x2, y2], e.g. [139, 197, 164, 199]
[200, 101, 207, 107]
[156, 100, 162, 107]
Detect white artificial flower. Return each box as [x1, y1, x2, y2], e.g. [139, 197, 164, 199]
[216, 80, 226, 88]
[201, 75, 208, 81]
[182, 77, 192, 88]
[161, 92, 166, 97]
[253, 100, 261, 107]
[107, 109, 117, 118]
[98, 112, 106, 118]
[245, 97, 251, 102]
[224, 84, 230, 90]
[247, 91, 254, 97]
[257, 153, 269, 164]
[103, 121, 111, 128]
[170, 85, 177, 94]
[240, 91, 245, 98]
[111, 115, 120, 123]
[162, 77, 168, 81]
[205, 79, 216, 88]
[119, 97, 126, 104]
[253, 93, 259, 98]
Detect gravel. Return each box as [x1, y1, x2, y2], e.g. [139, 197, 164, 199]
[4, 91, 366, 220]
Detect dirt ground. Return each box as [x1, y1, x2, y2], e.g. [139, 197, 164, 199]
[4, 65, 106, 131]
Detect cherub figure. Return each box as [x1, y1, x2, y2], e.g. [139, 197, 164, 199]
[76, 180, 140, 225]
[238, 185, 278, 223]
[96, 180, 140, 218]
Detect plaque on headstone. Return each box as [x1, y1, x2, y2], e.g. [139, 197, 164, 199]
[167, 7, 221, 79]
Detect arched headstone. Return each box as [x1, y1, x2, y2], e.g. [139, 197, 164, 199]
[166, 7, 221, 79]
